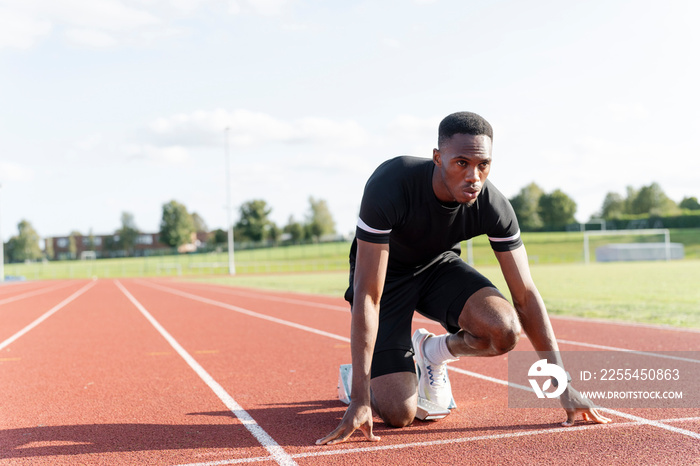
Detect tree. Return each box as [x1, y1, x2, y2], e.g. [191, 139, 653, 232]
[68, 230, 81, 259]
[599, 192, 626, 219]
[211, 228, 228, 245]
[86, 229, 96, 250]
[509, 183, 544, 231]
[117, 212, 139, 256]
[538, 189, 577, 230]
[103, 235, 119, 253]
[624, 186, 638, 215]
[268, 223, 282, 244]
[5, 220, 43, 262]
[283, 215, 305, 243]
[306, 197, 336, 241]
[629, 183, 678, 216]
[159, 200, 195, 248]
[44, 236, 54, 260]
[680, 196, 700, 211]
[235, 199, 274, 242]
[191, 212, 208, 232]
[597, 183, 682, 219]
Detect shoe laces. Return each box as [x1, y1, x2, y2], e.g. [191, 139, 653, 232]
[425, 361, 448, 388]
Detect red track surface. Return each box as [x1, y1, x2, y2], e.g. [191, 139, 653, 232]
[1, 278, 698, 465]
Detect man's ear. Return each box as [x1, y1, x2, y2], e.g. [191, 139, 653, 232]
[433, 148, 441, 166]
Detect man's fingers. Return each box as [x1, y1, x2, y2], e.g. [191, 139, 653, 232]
[325, 431, 354, 445]
[562, 410, 577, 427]
[588, 409, 612, 424]
[359, 422, 381, 442]
[316, 425, 354, 445]
[561, 408, 613, 427]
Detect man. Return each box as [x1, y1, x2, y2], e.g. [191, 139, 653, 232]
[316, 112, 610, 446]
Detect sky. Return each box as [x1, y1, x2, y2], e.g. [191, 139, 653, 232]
[1, 0, 699, 243]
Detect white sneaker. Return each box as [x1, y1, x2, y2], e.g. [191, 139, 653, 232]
[412, 328, 457, 410]
[337, 364, 352, 404]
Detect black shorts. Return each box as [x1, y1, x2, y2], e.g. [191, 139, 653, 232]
[344, 251, 495, 379]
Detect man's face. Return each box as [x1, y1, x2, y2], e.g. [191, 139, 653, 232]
[432, 133, 492, 206]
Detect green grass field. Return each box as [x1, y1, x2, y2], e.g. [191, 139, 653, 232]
[4, 229, 699, 329]
[186, 260, 700, 329]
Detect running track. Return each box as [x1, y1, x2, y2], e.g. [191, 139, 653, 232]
[1, 278, 698, 465]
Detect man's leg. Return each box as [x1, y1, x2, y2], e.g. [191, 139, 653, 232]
[446, 286, 521, 358]
[370, 371, 418, 428]
[412, 257, 522, 408]
[349, 271, 420, 428]
[412, 287, 520, 410]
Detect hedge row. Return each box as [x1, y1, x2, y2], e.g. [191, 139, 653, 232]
[602, 211, 700, 229]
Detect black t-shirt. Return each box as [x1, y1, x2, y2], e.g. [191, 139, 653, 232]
[351, 156, 522, 275]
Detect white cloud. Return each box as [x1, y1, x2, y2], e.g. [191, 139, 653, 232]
[282, 22, 308, 32]
[607, 103, 650, 123]
[125, 144, 190, 165]
[155, 0, 211, 14]
[0, 0, 296, 50]
[50, 0, 160, 31]
[64, 28, 118, 47]
[382, 37, 401, 49]
[295, 117, 369, 147]
[388, 114, 438, 135]
[0, 0, 160, 49]
[0, 162, 35, 182]
[0, 6, 51, 49]
[146, 109, 369, 148]
[75, 133, 104, 151]
[229, 0, 289, 15]
[386, 114, 440, 151]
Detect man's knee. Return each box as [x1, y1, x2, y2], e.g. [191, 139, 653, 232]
[491, 316, 520, 354]
[458, 288, 522, 355]
[459, 316, 519, 355]
[375, 403, 416, 428]
[371, 372, 418, 428]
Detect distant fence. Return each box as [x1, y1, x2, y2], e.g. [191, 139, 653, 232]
[4, 230, 698, 280]
[2, 241, 353, 280]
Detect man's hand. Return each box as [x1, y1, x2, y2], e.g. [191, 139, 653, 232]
[559, 385, 612, 427]
[316, 402, 381, 445]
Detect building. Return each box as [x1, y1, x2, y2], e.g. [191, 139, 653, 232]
[46, 231, 209, 260]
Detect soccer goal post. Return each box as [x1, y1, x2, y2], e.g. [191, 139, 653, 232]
[583, 228, 671, 264]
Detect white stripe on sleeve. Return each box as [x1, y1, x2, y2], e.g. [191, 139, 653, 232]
[487, 229, 521, 243]
[357, 217, 392, 235]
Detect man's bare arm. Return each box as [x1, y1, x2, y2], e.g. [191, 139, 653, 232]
[495, 245, 611, 426]
[316, 239, 389, 445]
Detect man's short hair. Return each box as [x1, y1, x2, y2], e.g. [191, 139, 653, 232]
[438, 111, 493, 147]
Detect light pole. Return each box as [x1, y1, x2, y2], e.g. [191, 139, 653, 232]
[225, 128, 236, 275]
[0, 184, 4, 282]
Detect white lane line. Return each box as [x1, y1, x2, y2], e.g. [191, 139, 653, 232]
[136, 281, 700, 444]
[660, 416, 700, 423]
[164, 281, 351, 312]
[550, 314, 700, 334]
[137, 281, 350, 343]
[0, 281, 96, 351]
[115, 281, 298, 466]
[447, 366, 532, 391]
[171, 283, 700, 335]
[597, 409, 700, 439]
[174, 415, 700, 466]
[0, 281, 41, 293]
[558, 339, 700, 364]
[0, 281, 74, 306]
[163, 281, 440, 327]
[163, 282, 699, 361]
